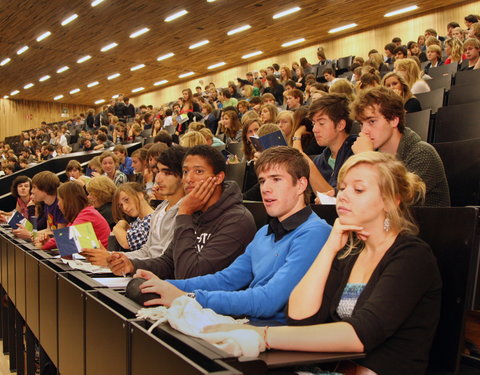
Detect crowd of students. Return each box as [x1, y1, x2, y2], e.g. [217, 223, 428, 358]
[1, 14, 478, 375]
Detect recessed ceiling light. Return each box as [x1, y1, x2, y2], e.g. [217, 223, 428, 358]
[281, 38, 306, 47]
[61, 14, 78, 26]
[384, 5, 419, 17]
[107, 73, 121, 80]
[24, 83, 34, 89]
[131, 87, 145, 93]
[208, 61, 226, 69]
[165, 9, 188, 22]
[130, 64, 145, 71]
[17, 46, 29, 55]
[242, 51, 262, 59]
[91, 0, 105, 6]
[36, 31, 51, 42]
[77, 55, 92, 63]
[54, 95, 63, 100]
[95, 99, 105, 104]
[227, 25, 251, 36]
[39, 75, 51, 82]
[328, 23, 357, 33]
[87, 81, 100, 87]
[207, 0, 216, 2]
[130, 28, 150, 38]
[273, 6, 301, 19]
[157, 52, 175, 61]
[153, 80, 168, 86]
[112, 94, 119, 99]
[179, 71, 194, 78]
[0, 58, 11, 66]
[70, 88, 80, 94]
[10, 90, 20, 96]
[57, 66, 69, 73]
[189, 40, 209, 49]
[100, 42, 118, 52]
[3, 96, 8, 99]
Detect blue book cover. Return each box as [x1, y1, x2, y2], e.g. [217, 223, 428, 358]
[7, 211, 33, 231]
[249, 130, 287, 152]
[53, 222, 100, 257]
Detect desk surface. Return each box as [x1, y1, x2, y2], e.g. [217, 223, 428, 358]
[258, 350, 365, 368]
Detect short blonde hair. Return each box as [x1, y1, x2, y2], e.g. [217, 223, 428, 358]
[179, 131, 207, 148]
[86, 175, 117, 206]
[394, 58, 422, 88]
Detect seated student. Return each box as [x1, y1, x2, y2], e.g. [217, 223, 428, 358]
[0, 175, 33, 222]
[111, 182, 154, 251]
[284, 89, 304, 111]
[293, 94, 357, 193]
[424, 44, 444, 74]
[93, 133, 114, 150]
[130, 148, 148, 185]
[108, 145, 256, 280]
[351, 86, 450, 206]
[133, 147, 331, 323]
[393, 45, 408, 60]
[99, 151, 128, 186]
[87, 147, 187, 266]
[241, 117, 262, 162]
[220, 110, 242, 144]
[276, 111, 294, 146]
[85, 176, 117, 229]
[382, 72, 422, 113]
[65, 160, 90, 187]
[461, 38, 480, 70]
[394, 58, 430, 94]
[40, 182, 111, 250]
[179, 131, 207, 148]
[81, 137, 96, 152]
[208, 152, 441, 375]
[113, 144, 134, 179]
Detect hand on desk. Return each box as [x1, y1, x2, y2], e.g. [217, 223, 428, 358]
[107, 252, 134, 275]
[135, 269, 186, 307]
[80, 244, 110, 267]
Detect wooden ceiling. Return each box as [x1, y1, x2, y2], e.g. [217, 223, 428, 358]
[0, 0, 462, 105]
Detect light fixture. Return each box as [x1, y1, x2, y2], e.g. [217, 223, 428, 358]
[39, 75, 51, 82]
[0, 58, 11, 66]
[17, 46, 29, 55]
[227, 25, 251, 36]
[242, 51, 262, 59]
[36, 31, 51, 42]
[130, 28, 150, 38]
[189, 40, 209, 49]
[208, 61, 226, 69]
[95, 99, 105, 104]
[70, 88, 80, 94]
[328, 23, 357, 33]
[54, 95, 63, 100]
[153, 80, 168, 86]
[179, 71, 194, 78]
[130, 64, 145, 71]
[107, 73, 121, 80]
[273, 6, 301, 19]
[87, 81, 99, 87]
[57, 66, 69, 73]
[157, 52, 174, 61]
[281, 38, 306, 47]
[91, 0, 105, 6]
[131, 87, 144, 93]
[3, 96, 8, 99]
[100, 42, 118, 52]
[111, 94, 119, 99]
[24, 83, 34, 89]
[61, 14, 78, 26]
[77, 55, 92, 63]
[384, 5, 418, 17]
[10, 90, 20, 96]
[207, 0, 216, 2]
[165, 9, 188, 22]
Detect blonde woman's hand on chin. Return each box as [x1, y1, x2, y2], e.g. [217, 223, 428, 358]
[323, 218, 370, 254]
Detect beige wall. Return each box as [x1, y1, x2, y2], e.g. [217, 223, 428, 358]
[0, 99, 89, 140]
[132, 1, 479, 107]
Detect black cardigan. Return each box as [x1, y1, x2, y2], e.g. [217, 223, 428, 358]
[287, 234, 442, 375]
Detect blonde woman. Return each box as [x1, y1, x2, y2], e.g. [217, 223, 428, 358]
[382, 72, 422, 113]
[444, 38, 465, 65]
[276, 111, 295, 146]
[394, 58, 430, 94]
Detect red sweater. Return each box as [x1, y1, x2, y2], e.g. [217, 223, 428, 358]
[42, 206, 110, 250]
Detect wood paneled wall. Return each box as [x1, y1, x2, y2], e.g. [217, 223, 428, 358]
[0, 99, 90, 141]
[132, 1, 479, 106]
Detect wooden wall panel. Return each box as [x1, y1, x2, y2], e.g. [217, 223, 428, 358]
[131, 1, 479, 107]
[0, 99, 90, 140]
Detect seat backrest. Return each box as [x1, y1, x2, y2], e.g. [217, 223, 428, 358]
[455, 68, 480, 86]
[225, 142, 244, 159]
[416, 88, 445, 114]
[336, 56, 354, 73]
[433, 138, 480, 206]
[224, 162, 246, 191]
[447, 83, 480, 106]
[405, 109, 431, 142]
[426, 73, 452, 91]
[428, 64, 458, 78]
[434, 101, 480, 142]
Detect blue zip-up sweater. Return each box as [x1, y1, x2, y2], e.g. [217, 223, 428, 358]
[168, 211, 331, 323]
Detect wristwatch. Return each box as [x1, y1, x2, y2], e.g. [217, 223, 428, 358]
[292, 136, 302, 141]
[185, 292, 196, 299]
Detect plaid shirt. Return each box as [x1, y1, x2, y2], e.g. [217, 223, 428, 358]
[126, 213, 153, 251]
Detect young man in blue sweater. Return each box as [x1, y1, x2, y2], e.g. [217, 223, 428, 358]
[136, 147, 332, 323]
